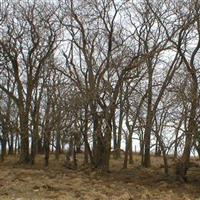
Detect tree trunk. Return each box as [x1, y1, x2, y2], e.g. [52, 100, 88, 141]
[115, 95, 123, 159]
[8, 133, 14, 155]
[142, 58, 153, 168]
[123, 136, 128, 169]
[174, 117, 183, 159]
[37, 135, 43, 154]
[55, 131, 61, 160]
[30, 132, 36, 165]
[44, 97, 51, 167]
[84, 139, 89, 165]
[15, 134, 19, 154]
[112, 117, 118, 158]
[155, 130, 168, 175]
[94, 119, 111, 172]
[19, 111, 30, 164]
[1, 135, 6, 161]
[143, 127, 151, 167]
[82, 112, 91, 165]
[44, 132, 50, 167]
[176, 85, 197, 181]
[129, 136, 133, 164]
[20, 133, 29, 164]
[30, 112, 39, 165]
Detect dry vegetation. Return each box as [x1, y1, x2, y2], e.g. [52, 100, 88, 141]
[0, 154, 200, 200]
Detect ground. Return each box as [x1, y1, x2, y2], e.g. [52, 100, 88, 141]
[0, 154, 200, 200]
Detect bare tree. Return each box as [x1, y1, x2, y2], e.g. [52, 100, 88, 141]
[0, 0, 61, 163]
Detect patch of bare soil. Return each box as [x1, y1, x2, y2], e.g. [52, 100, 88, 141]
[0, 154, 200, 200]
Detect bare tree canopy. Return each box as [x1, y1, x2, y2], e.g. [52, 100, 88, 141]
[0, 0, 200, 198]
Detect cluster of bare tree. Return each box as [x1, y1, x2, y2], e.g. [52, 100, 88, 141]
[0, 0, 200, 181]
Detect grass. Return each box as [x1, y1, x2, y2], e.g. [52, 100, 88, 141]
[0, 153, 200, 200]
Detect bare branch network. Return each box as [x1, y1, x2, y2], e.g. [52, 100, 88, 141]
[0, 0, 200, 182]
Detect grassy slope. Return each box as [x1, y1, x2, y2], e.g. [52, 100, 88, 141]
[0, 154, 200, 200]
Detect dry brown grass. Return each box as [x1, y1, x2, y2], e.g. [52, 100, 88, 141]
[0, 154, 200, 200]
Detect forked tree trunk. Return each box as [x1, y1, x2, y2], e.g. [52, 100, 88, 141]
[94, 119, 111, 172]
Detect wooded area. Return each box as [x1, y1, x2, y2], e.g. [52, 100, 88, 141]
[0, 1, 200, 198]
